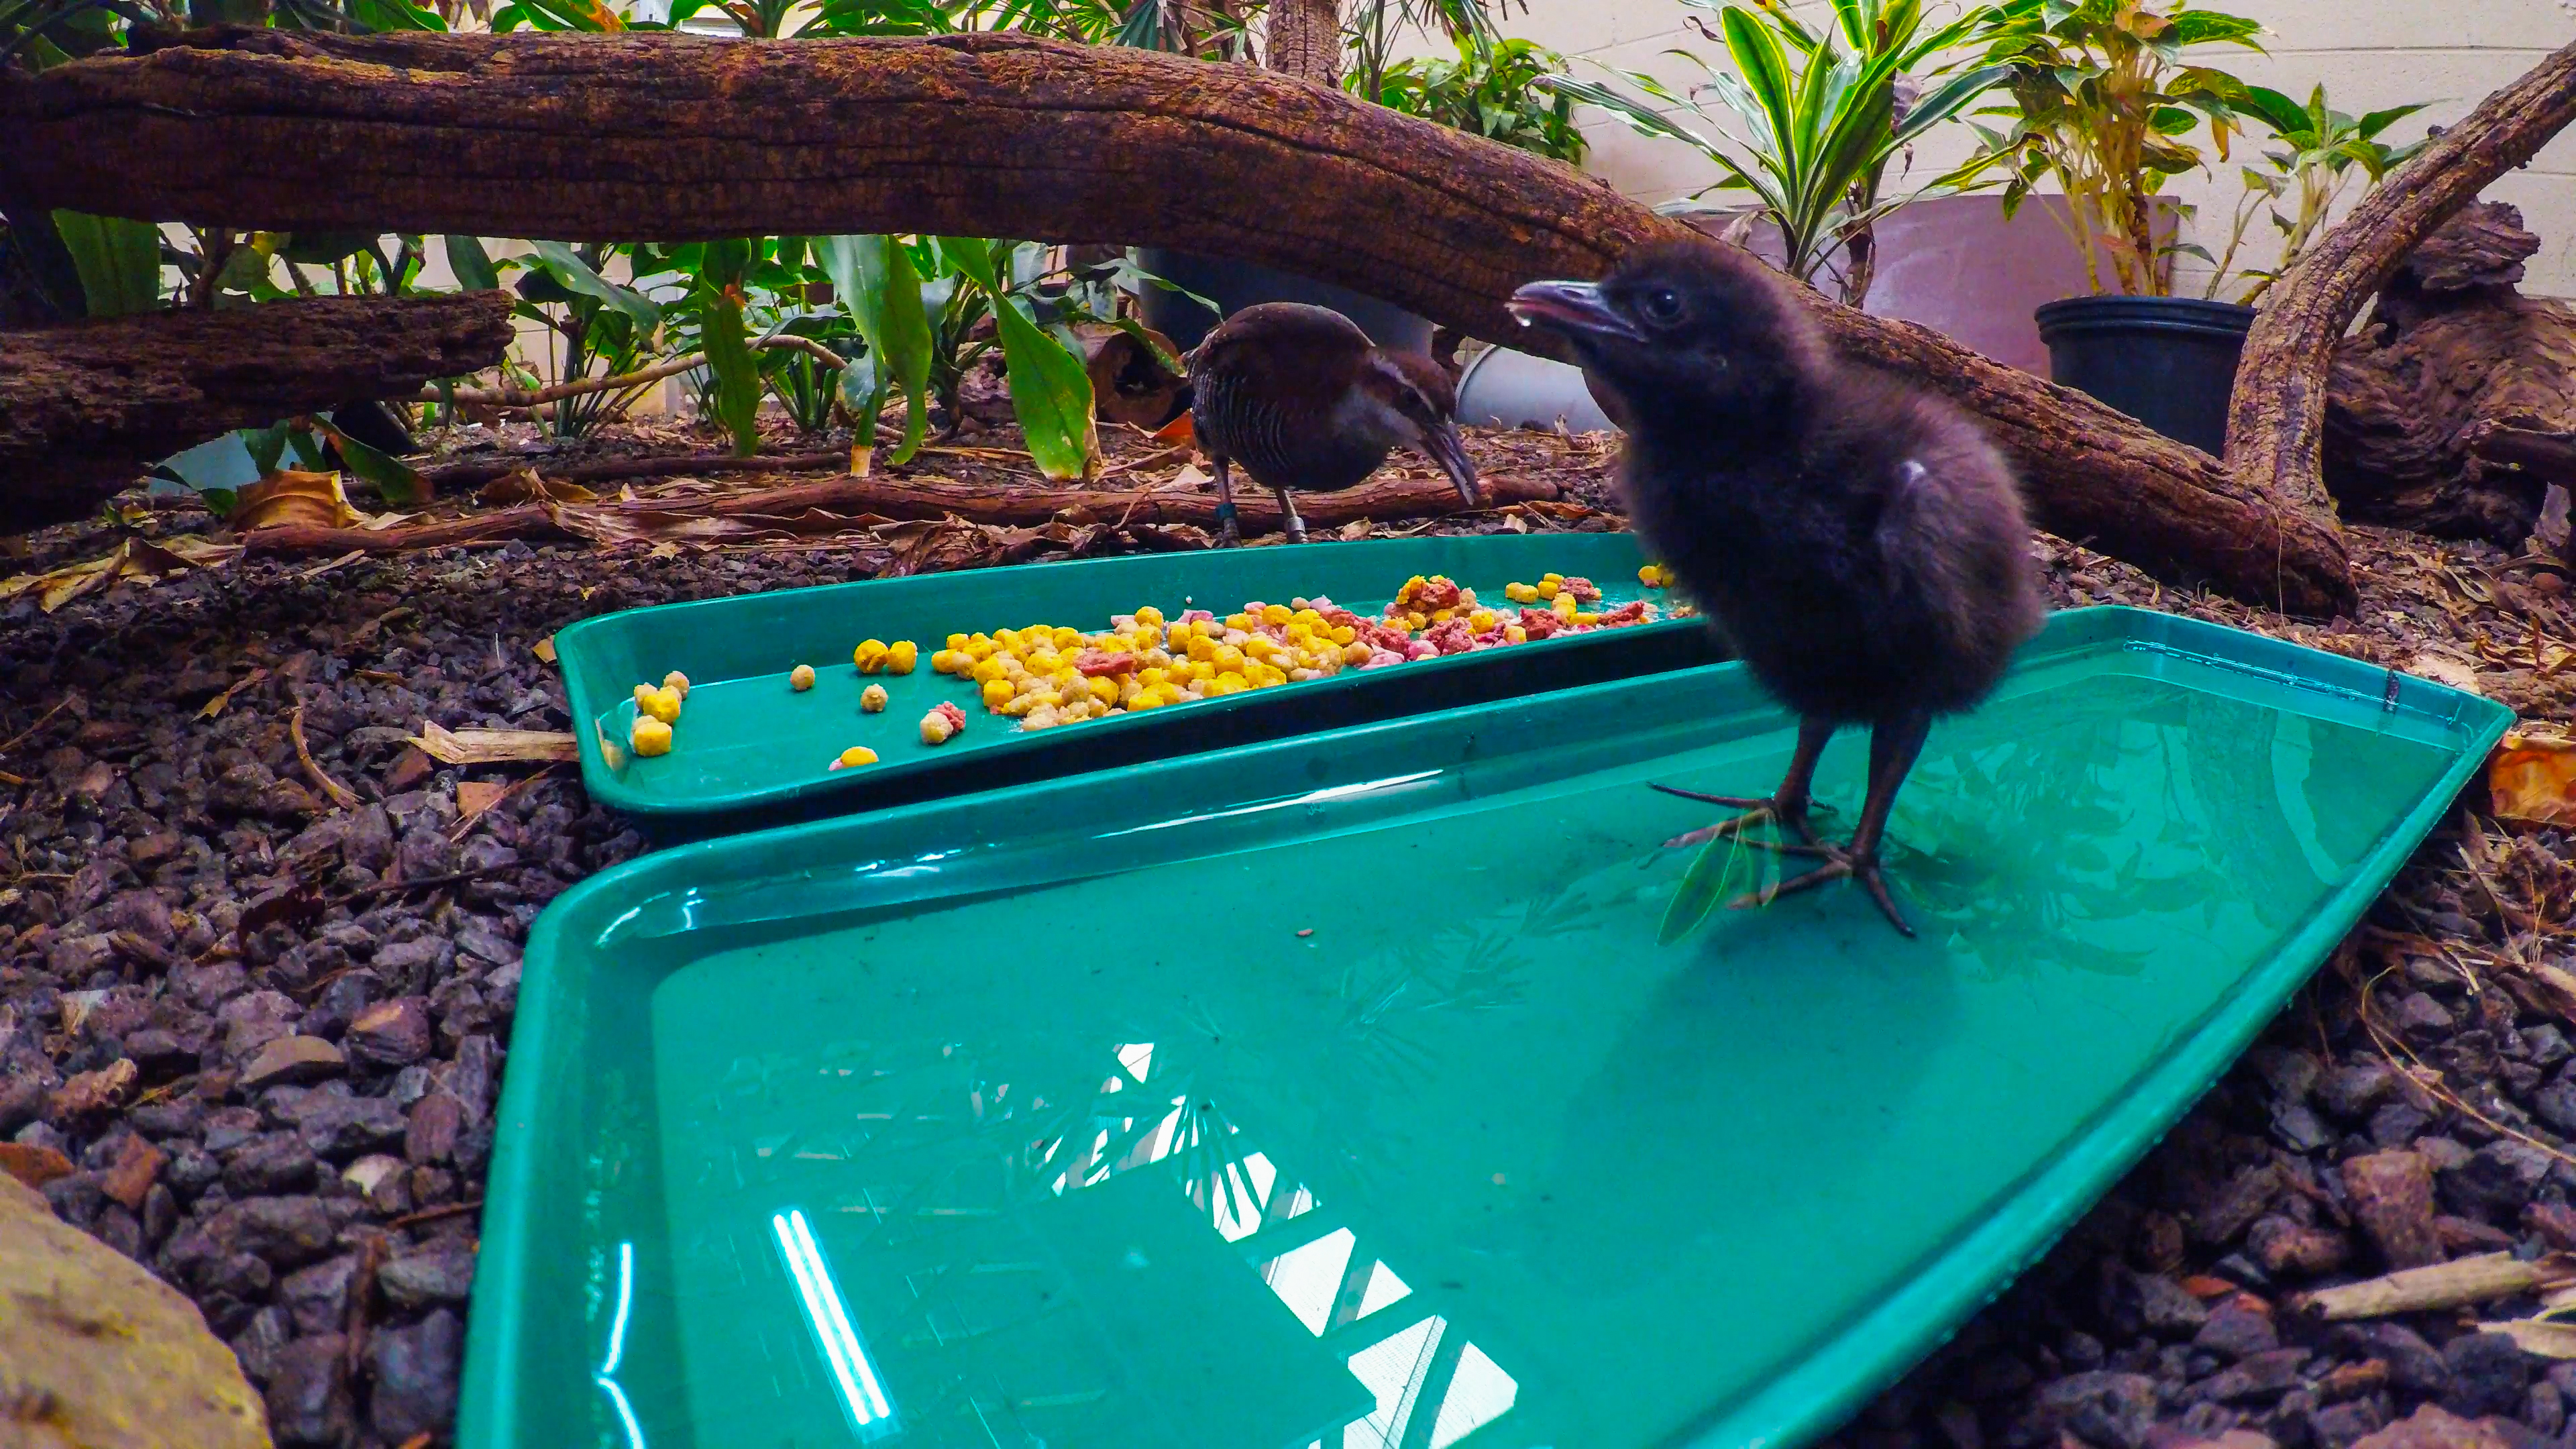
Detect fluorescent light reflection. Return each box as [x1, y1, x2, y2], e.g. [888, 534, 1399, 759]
[593, 1241, 645, 1449]
[772, 1209, 896, 1434]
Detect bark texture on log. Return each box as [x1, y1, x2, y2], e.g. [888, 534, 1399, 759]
[2226, 34, 2576, 521]
[2324, 203, 2576, 545]
[1263, 0, 1342, 85]
[236, 468, 1566, 555]
[0, 292, 515, 532]
[1, 28, 2353, 612]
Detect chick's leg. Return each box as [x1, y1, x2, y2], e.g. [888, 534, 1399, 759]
[1212, 455, 1242, 546]
[1275, 486, 1308, 543]
[1654, 715, 1833, 849]
[1735, 710, 1929, 938]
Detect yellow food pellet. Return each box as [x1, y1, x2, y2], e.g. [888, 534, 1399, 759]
[1226, 613, 1254, 632]
[1134, 605, 1165, 628]
[1053, 627, 1084, 650]
[1468, 610, 1497, 632]
[839, 745, 878, 768]
[1552, 593, 1578, 620]
[1214, 672, 1248, 695]
[1342, 641, 1373, 665]
[1405, 612, 1428, 631]
[640, 686, 683, 724]
[663, 670, 690, 698]
[1535, 580, 1559, 602]
[966, 639, 997, 661]
[791, 664, 816, 692]
[855, 639, 888, 672]
[888, 641, 918, 675]
[1331, 626, 1356, 646]
[1261, 604, 1292, 627]
[1639, 564, 1667, 588]
[629, 716, 673, 757]
[1542, 572, 1564, 585]
[1505, 582, 1538, 604]
[971, 657, 1009, 685]
[994, 629, 1022, 649]
[1130, 690, 1165, 711]
[1430, 610, 1452, 625]
[947, 633, 970, 651]
[1212, 644, 1245, 674]
[930, 649, 959, 675]
[633, 684, 656, 706]
[1505, 624, 1528, 645]
[920, 713, 955, 745]
[983, 678, 1016, 708]
[1573, 612, 1601, 626]
[862, 683, 890, 712]
[1087, 677, 1120, 705]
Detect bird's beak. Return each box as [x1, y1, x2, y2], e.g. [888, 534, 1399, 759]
[1507, 280, 1643, 343]
[1421, 421, 1483, 507]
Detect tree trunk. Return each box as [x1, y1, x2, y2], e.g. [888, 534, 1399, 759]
[0, 28, 2353, 613]
[0, 292, 515, 532]
[2226, 34, 2576, 524]
[1264, 0, 1341, 85]
[2323, 203, 2576, 546]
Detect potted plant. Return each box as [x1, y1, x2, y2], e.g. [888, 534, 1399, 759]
[2197, 83, 2430, 306]
[1968, 0, 2266, 453]
[1546, 0, 2012, 308]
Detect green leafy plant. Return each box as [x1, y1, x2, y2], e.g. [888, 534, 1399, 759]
[2199, 83, 2428, 304]
[1966, 0, 2264, 297]
[818, 235, 934, 465]
[1548, 0, 2012, 307]
[941, 237, 1100, 480]
[1360, 32, 1586, 166]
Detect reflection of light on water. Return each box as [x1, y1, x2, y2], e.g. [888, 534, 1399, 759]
[594, 1241, 645, 1449]
[771, 1208, 897, 1436]
[1096, 771, 1445, 837]
[1428, 1342, 1520, 1449]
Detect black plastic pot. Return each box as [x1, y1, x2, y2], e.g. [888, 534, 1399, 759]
[1132, 248, 1436, 356]
[2033, 295, 2255, 455]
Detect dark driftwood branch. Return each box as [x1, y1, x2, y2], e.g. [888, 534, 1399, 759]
[2227, 34, 2576, 521]
[1, 28, 2352, 610]
[235, 469, 1568, 555]
[0, 292, 514, 532]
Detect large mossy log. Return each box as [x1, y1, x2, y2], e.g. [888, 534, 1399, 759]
[0, 292, 514, 531]
[1, 28, 2355, 611]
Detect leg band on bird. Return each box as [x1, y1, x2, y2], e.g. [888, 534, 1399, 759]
[1211, 456, 1242, 545]
[1274, 486, 1307, 543]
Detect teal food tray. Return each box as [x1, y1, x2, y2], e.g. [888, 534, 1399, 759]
[553, 533, 1716, 836]
[467, 606, 2508, 1449]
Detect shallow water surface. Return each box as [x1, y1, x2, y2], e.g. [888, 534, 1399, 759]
[552, 648, 2456, 1449]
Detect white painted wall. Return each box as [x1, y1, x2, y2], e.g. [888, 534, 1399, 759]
[1509, 0, 2576, 297]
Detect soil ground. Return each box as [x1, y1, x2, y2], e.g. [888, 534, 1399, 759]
[5, 416, 2573, 1449]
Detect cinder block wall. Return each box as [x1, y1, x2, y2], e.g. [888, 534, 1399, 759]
[1515, 0, 2576, 297]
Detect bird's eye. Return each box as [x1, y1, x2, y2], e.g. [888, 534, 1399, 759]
[1637, 288, 1686, 326]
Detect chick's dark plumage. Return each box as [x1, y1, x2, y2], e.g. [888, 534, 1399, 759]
[1187, 302, 1481, 543]
[1511, 237, 2042, 936]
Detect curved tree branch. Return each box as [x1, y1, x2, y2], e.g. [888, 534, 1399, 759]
[1, 27, 2355, 612]
[2226, 34, 2576, 515]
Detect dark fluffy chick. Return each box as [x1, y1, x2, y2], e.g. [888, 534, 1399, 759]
[1186, 302, 1482, 545]
[1510, 236, 2043, 936]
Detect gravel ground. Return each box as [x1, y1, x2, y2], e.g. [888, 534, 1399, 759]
[4, 422, 2573, 1449]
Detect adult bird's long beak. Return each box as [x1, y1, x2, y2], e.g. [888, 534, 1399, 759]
[1506, 280, 1644, 343]
[1422, 421, 1483, 507]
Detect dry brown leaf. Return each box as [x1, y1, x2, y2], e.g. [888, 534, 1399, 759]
[456, 780, 507, 820]
[479, 466, 599, 507]
[2408, 651, 2484, 694]
[2493, 727, 2576, 826]
[533, 635, 558, 666]
[198, 667, 269, 720]
[293, 549, 370, 580]
[0, 535, 242, 612]
[233, 469, 361, 532]
[407, 720, 578, 765]
[1148, 411, 1196, 448]
[290, 703, 360, 810]
[2485, 1318, 2576, 1359]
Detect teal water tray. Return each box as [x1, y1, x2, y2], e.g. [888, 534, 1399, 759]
[464, 606, 2509, 1449]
